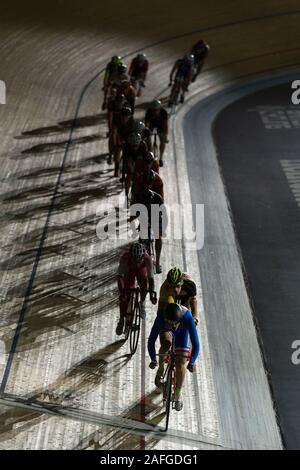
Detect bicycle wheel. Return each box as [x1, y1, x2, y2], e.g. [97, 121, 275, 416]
[163, 364, 173, 432]
[124, 292, 134, 341]
[129, 300, 141, 355]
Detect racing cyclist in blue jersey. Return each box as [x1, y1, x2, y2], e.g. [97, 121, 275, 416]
[168, 54, 194, 105]
[148, 302, 200, 411]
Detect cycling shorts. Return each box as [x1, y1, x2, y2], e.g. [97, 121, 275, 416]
[160, 326, 191, 356]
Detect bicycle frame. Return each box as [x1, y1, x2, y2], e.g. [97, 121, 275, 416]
[157, 336, 191, 432]
[169, 76, 184, 106]
[123, 287, 157, 355]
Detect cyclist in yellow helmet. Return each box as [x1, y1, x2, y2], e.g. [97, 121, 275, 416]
[158, 267, 199, 324]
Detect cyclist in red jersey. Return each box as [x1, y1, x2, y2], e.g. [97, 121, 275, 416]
[132, 151, 160, 198]
[119, 79, 136, 113]
[143, 168, 164, 201]
[129, 53, 149, 96]
[116, 242, 157, 334]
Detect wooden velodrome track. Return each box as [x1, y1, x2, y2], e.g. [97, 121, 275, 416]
[0, 0, 299, 450]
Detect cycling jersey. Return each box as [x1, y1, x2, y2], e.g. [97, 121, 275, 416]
[175, 58, 193, 78]
[129, 57, 149, 76]
[158, 274, 196, 311]
[191, 44, 209, 63]
[130, 189, 166, 238]
[133, 170, 163, 200]
[145, 108, 168, 133]
[148, 307, 200, 365]
[118, 251, 153, 287]
[122, 140, 149, 163]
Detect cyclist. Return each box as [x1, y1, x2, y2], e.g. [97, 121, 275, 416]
[158, 267, 199, 325]
[102, 56, 124, 109]
[148, 302, 200, 411]
[119, 79, 136, 113]
[143, 168, 164, 201]
[113, 106, 133, 177]
[130, 187, 166, 274]
[129, 53, 149, 96]
[145, 100, 169, 167]
[190, 39, 210, 82]
[121, 132, 149, 196]
[169, 54, 194, 105]
[117, 242, 157, 334]
[131, 152, 160, 198]
[107, 94, 129, 164]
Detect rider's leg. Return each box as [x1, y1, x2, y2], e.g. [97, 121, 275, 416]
[175, 352, 188, 394]
[155, 331, 173, 388]
[138, 275, 148, 318]
[173, 327, 190, 410]
[114, 145, 121, 177]
[125, 160, 134, 197]
[158, 132, 166, 162]
[155, 237, 162, 273]
[116, 291, 131, 335]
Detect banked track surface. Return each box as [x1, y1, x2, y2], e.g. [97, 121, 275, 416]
[0, 0, 299, 449]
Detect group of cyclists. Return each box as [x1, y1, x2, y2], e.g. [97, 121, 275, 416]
[102, 39, 209, 412]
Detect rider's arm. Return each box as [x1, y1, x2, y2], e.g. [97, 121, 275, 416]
[186, 311, 200, 365]
[169, 62, 177, 82]
[147, 315, 163, 362]
[128, 59, 134, 76]
[118, 256, 127, 292]
[145, 109, 151, 129]
[190, 296, 199, 322]
[146, 256, 155, 290]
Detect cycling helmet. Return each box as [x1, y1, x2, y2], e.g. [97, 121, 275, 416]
[118, 64, 127, 74]
[121, 106, 132, 116]
[130, 242, 145, 260]
[167, 267, 184, 286]
[184, 54, 194, 63]
[111, 55, 122, 65]
[137, 53, 147, 61]
[144, 151, 155, 163]
[164, 303, 184, 322]
[128, 132, 142, 146]
[150, 99, 162, 110]
[195, 39, 205, 47]
[133, 120, 145, 134]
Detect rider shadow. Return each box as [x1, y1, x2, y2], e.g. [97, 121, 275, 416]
[20, 133, 103, 156]
[58, 113, 107, 130]
[71, 390, 166, 450]
[0, 406, 49, 444]
[11, 152, 108, 181]
[0, 175, 121, 223]
[15, 113, 107, 140]
[28, 340, 127, 405]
